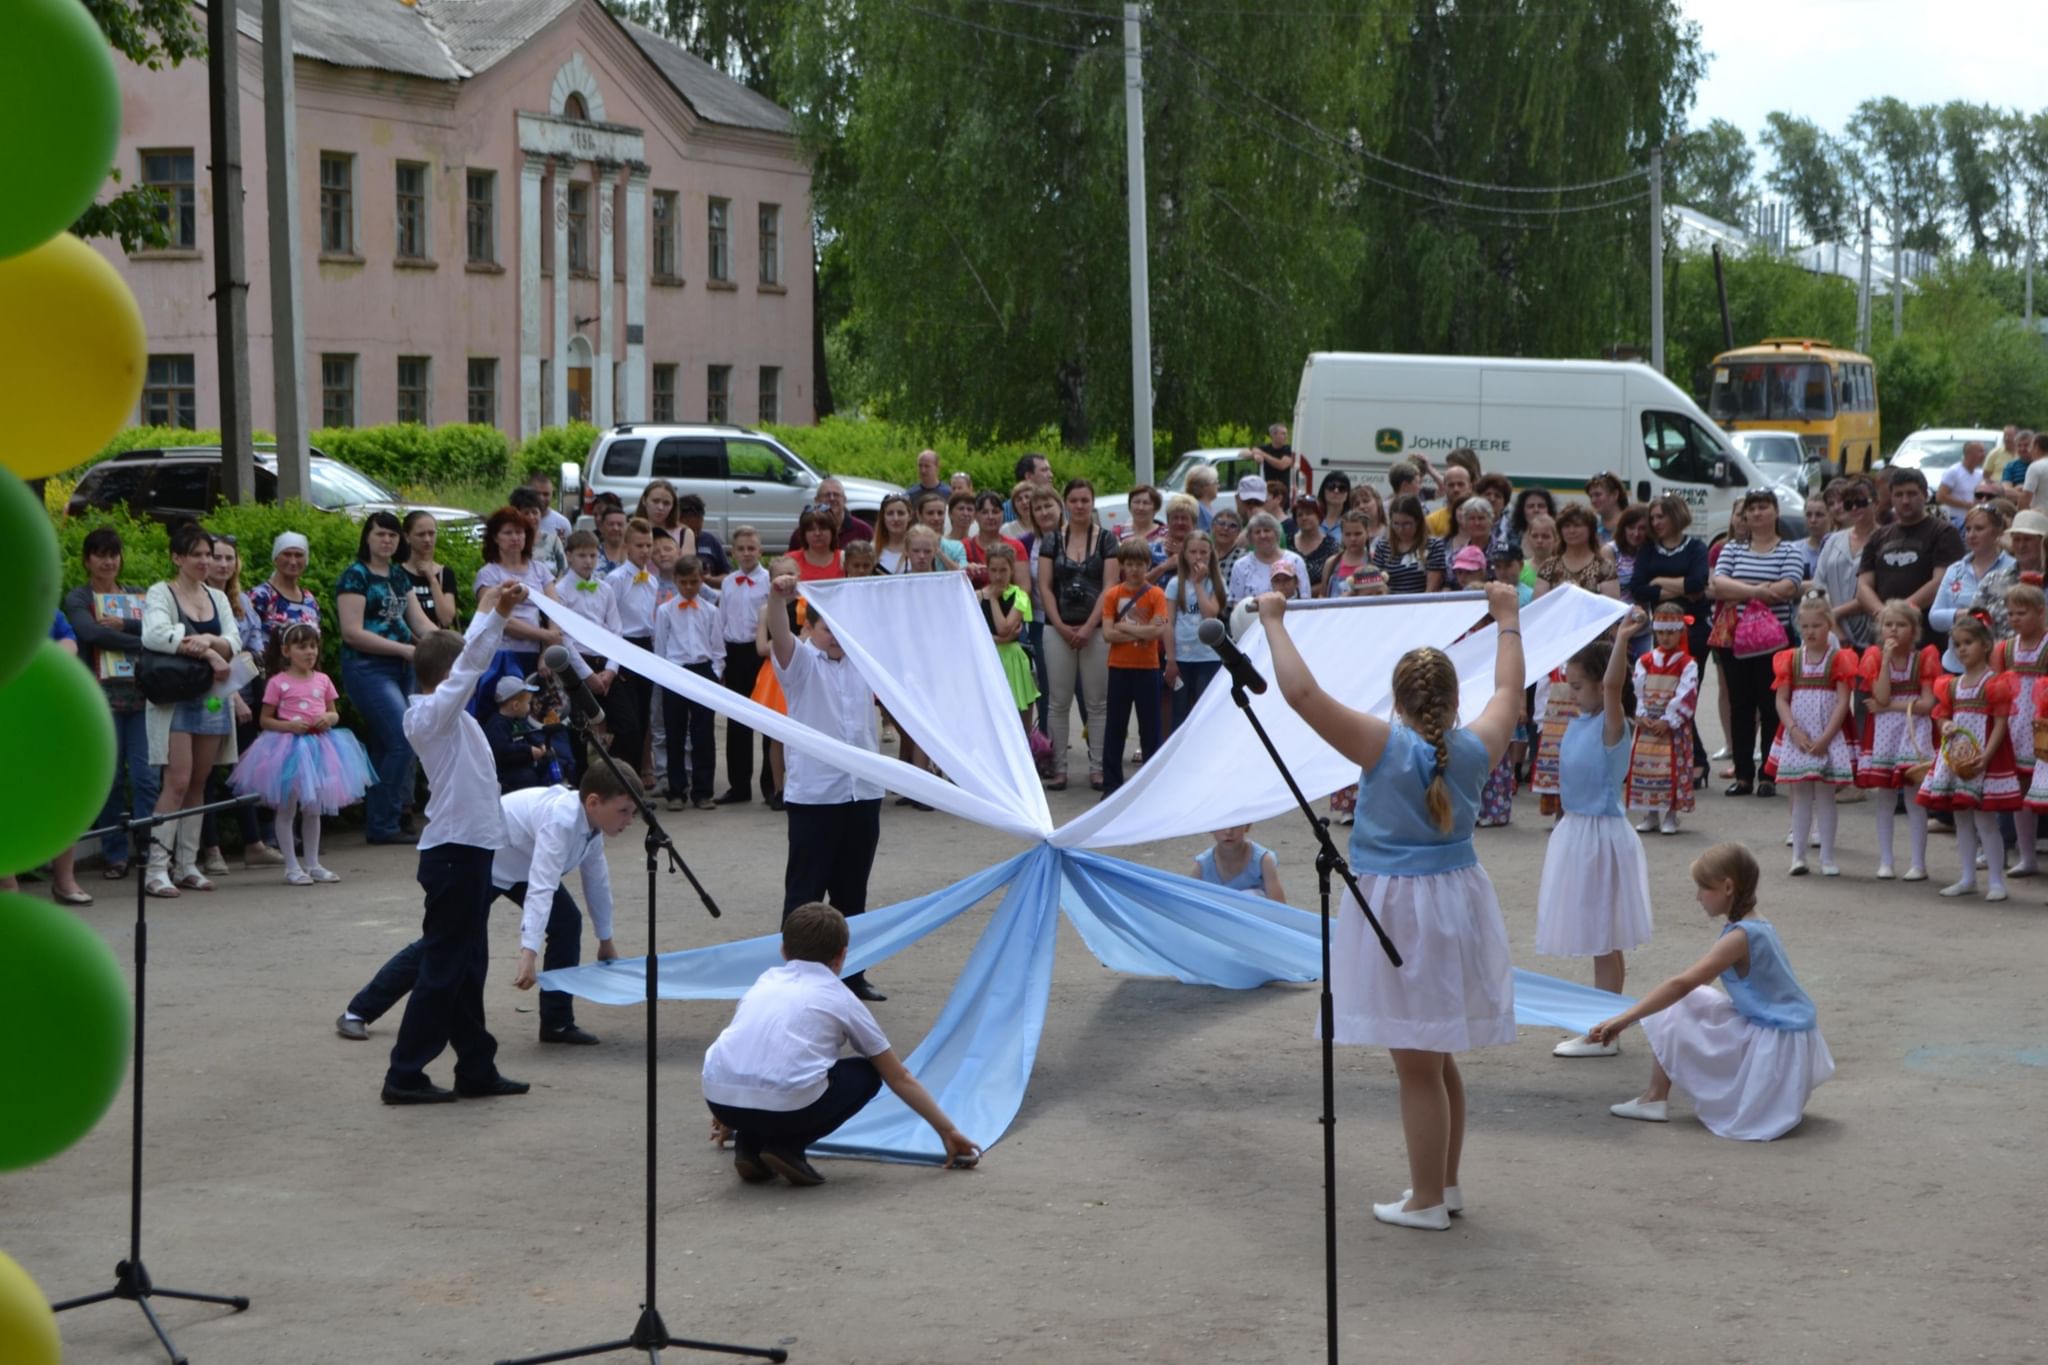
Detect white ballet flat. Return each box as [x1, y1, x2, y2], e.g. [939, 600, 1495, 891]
[1939, 880, 1977, 898]
[1788, 859, 1809, 876]
[1875, 863, 1895, 879]
[1784, 831, 1794, 847]
[1634, 814, 1658, 833]
[1609, 1098, 1669, 1123]
[1403, 1185, 1464, 1214]
[1372, 1199, 1451, 1231]
[2007, 863, 2038, 878]
[1820, 862, 1841, 877]
[1985, 886, 2009, 903]
[1552, 1034, 1620, 1058]
[1902, 867, 1929, 882]
[1659, 813, 1679, 836]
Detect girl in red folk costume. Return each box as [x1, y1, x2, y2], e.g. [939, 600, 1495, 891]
[1767, 592, 1860, 878]
[1530, 663, 1576, 818]
[1626, 602, 1699, 836]
[1917, 612, 2021, 903]
[1991, 582, 2048, 878]
[1859, 600, 1941, 882]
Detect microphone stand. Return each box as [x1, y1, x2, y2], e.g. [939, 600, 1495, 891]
[1217, 675, 1401, 1365]
[496, 709, 786, 1365]
[53, 794, 260, 1365]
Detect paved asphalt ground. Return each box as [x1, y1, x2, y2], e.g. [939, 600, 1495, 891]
[6, 713, 2046, 1364]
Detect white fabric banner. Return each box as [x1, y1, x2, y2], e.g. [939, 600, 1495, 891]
[1050, 587, 1628, 849]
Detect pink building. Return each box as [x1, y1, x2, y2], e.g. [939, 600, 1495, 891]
[105, 0, 815, 443]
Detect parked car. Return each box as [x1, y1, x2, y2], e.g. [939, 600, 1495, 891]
[1881, 427, 2006, 475]
[562, 423, 903, 545]
[1094, 448, 1271, 541]
[66, 445, 485, 540]
[1727, 430, 1821, 494]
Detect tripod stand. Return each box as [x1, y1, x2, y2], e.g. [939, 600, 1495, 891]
[54, 794, 259, 1365]
[1219, 678, 1401, 1365]
[496, 719, 786, 1365]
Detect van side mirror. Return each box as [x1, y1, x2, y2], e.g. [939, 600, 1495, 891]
[1711, 459, 1730, 488]
[558, 461, 581, 501]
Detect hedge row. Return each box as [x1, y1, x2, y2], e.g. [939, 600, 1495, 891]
[79, 423, 519, 487]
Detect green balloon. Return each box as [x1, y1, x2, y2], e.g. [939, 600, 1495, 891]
[0, 644, 116, 878]
[0, 891, 132, 1171]
[0, 0, 121, 260]
[0, 472, 61, 689]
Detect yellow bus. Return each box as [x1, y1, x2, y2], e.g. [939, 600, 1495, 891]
[1706, 338, 1881, 474]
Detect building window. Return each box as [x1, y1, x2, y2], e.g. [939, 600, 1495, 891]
[467, 358, 497, 426]
[758, 204, 780, 286]
[466, 169, 496, 264]
[758, 366, 780, 424]
[395, 161, 428, 259]
[652, 190, 678, 278]
[396, 355, 430, 424]
[139, 150, 196, 249]
[319, 153, 354, 254]
[563, 92, 589, 122]
[706, 365, 731, 423]
[321, 354, 357, 427]
[142, 354, 197, 428]
[707, 198, 730, 281]
[567, 182, 589, 273]
[651, 364, 677, 422]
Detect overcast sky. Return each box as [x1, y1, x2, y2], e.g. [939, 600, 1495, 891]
[1681, 0, 2047, 146]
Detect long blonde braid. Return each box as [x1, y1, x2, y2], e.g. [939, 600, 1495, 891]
[1393, 647, 1460, 832]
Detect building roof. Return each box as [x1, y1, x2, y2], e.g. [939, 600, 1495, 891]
[223, 0, 795, 133]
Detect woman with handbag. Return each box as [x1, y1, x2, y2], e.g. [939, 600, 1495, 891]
[1036, 478, 1115, 791]
[138, 522, 245, 897]
[1710, 491, 1807, 798]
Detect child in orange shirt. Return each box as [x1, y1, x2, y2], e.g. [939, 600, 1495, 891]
[1099, 539, 1170, 797]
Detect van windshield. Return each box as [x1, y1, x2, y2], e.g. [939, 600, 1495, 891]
[1709, 361, 1836, 423]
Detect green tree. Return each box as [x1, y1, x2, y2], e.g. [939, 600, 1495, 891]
[1664, 247, 1858, 399]
[1670, 118, 1755, 225]
[1845, 98, 1946, 257]
[1868, 332, 1957, 449]
[1760, 112, 1853, 244]
[71, 0, 206, 254]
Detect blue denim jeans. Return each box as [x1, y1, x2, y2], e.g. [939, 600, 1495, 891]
[96, 706, 160, 866]
[342, 653, 415, 841]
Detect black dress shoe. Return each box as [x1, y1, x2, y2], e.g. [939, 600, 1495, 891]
[456, 1075, 531, 1098]
[539, 1024, 602, 1046]
[767, 793, 785, 811]
[715, 789, 752, 805]
[1724, 781, 1753, 797]
[1756, 780, 1777, 798]
[760, 1149, 827, 1186]
[381, 1079, 457, 1105]
[733, 1143, 774, 1184]
[847, 976, 887, 1003]
[335, 1013, 368, 1041]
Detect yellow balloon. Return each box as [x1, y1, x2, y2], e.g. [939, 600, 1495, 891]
[0, 233, 146, 479]
[0, 1251, 60, 1365]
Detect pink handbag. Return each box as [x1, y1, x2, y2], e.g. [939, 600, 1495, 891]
[1731, 600, 1788, 658]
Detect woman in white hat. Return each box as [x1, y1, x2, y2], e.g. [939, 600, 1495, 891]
[1971, 507, 2048, 639]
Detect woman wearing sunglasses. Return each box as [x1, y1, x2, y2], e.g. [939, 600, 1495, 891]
[1814, 476, 1880, 649]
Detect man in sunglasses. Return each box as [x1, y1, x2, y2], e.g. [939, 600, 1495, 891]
[1856, 468, 1964, 650]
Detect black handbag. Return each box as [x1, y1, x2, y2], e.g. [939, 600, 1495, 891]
[137, 592, 218, 704]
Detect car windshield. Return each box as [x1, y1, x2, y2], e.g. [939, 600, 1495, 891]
[1736, 436, 1804, 467]
[1709, 361, 1837, 422]
[1893, 439, 1970, 472]
[307, 459, 399, 510]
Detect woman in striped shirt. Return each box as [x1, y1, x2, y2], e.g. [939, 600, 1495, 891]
[1371, 495, 1446, 595]
[1710, 490, 1807, 797]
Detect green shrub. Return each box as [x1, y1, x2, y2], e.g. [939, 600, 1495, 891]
[759, 416, 1140, 494]
[515, 423, 602, 479]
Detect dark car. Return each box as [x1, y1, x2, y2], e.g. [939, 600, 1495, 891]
[67, 445, 483, 541]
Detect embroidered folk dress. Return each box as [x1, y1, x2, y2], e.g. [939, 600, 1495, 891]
[1765, 646, 1859, 786]
[1992, 635, 2048, 778]
[1916, 670, 2022, 812]
[1856, 645, 1940, 788]
[1625, 646, 1699, 814]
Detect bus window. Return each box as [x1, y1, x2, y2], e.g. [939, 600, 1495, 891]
[1709, 361, 1838, 423]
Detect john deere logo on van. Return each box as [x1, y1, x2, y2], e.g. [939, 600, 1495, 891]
[1375, 428, 1402, 454]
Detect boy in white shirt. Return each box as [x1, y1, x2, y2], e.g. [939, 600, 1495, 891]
[715, 526, 773, 804]
[652, 556, 724, 810]
[702, 903, 981, 1186]
[602, 518, 659, 781]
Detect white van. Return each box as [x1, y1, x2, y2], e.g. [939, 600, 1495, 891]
[1290, 353, 1802, 544]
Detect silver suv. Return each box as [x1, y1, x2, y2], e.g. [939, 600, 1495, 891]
[562, 423, 901, 545]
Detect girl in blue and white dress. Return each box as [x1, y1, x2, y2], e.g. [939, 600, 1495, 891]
[1540, 612, 1654, 1060]
[1587, 842, 1834, 1141]
[1259, 583, 1525, 1234]
[1192, 824, 1285, 901]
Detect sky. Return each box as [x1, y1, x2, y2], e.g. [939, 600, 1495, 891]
[1680, 0, 2048, 144]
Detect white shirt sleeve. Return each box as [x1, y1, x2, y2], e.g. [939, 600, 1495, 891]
[518, 805, 579, 954]
[578, 828, 614, 943]
[404, 611, 508, 744]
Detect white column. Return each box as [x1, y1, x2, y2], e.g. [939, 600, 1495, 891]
[595, 162, 615, 428]
[624, 163, 649, 424]
[552, 155, 573, 429]
[520, 153, 545, 439]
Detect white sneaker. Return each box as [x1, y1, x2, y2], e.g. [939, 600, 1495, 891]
[1609, 1098, 1669, 1123]
[306, 866, 341, 884]
[1902, 866, 1929, 882]
[1552, 1034, 1620, 1058]
[1659, 812, 1679, 836]
[1820, 862, 1841, 877]
[1402, 1185, 1464, 1214]
[1876, 863, 1895, 879]
[1635, 813, 1658, 833]
[1939, 880, 1977, 897]
[1789, 859, 1809, 876]
[1371, 1199, 1451, 1231]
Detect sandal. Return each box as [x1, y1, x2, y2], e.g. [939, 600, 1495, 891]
[104, 861, 129, 880]
[144, 872, 181, 898]
[1045, 774, 1068, 791]
[1089, 772, 1104, 792]
[175, 870, 215, 892]
[52, 888, 94, 906]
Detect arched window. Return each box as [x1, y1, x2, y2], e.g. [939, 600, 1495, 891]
[563, 92, 589, 122]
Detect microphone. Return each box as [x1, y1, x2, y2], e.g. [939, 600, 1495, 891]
[541, 644, 608, 726]
[1197, 617, 1268, 696]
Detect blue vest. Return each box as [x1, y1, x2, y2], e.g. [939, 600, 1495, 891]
[1721, 919, 1817, 1031]
[1196, 841, 1272, 893]
[1349, 724, 1489, 877]
[1559, 711, 1628, 817]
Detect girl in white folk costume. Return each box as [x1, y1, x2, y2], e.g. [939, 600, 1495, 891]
[1626, 601, 1699, 836]
[1588, 842, 1834, 1141]
[1991, 583, 2048, 877]
[1542, 614, 1655, 1060]
[1260, 584, 1526, 1233]
[1916, 613, 2022, 902]
[1767, 592, 1860, 878]
[1857, 600, 1940, 882]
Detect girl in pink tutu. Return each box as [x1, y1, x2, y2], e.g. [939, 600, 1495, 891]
[229, 623, 373, 885]
[1587, 842, 1833, 1141]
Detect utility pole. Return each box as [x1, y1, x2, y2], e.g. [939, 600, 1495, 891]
[206, 0, 255, 504]
[2026, 218, 2036, 330]
[1892, 232, 1905, 340]
[1648, 144, 1664, 374]
[1123, 2, 1154, 486]
[263, 0, 309, 501]
[1856, 206, 1873, 354]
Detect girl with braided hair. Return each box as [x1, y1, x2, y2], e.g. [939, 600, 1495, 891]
[1257, 583, 1525, 1234]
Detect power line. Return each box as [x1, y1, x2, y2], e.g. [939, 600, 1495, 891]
[872, 0, 1109, 53]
